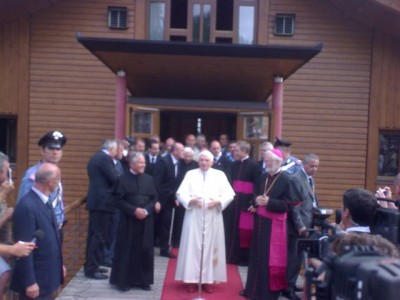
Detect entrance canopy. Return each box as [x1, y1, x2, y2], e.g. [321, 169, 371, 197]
[77, 34, 321, 103]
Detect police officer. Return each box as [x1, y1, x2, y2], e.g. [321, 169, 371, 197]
[274, 138, 302, 174]
[17, 130, 67, 239]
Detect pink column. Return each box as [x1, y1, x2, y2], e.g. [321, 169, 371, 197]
[272, 76, 284, 139]
[115, 70, 127, 140]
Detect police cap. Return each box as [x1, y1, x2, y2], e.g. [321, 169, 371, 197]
[38, 130, 67, 149]
[274, 137, 292, 148]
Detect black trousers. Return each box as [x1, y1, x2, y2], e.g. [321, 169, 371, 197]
[287, 232, 302, 290]
[156, 202, 174, 253]
[84, 210, 112, 275]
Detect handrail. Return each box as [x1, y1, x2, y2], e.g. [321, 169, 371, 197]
[64, 197, 86, 215]
[62, 196, 88, 286]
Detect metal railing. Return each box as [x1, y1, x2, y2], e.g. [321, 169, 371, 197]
[62, 197, 87, 285]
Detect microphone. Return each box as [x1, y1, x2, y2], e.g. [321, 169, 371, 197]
[31, 229, 45, 244]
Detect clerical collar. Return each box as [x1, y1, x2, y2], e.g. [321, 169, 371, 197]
[241, 155, 249, 162]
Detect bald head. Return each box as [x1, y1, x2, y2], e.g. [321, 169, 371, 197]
[34, 163, 61, 195]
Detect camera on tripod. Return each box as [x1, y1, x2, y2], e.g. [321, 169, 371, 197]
[296, 207, 337, 259]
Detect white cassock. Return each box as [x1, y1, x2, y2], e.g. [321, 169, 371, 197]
[175, 168, 235, 284]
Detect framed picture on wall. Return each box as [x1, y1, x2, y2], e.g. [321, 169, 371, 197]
[243, 115, 269, 139]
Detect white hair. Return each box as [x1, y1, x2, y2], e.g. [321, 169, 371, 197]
[183, 147, 194, 154]
[199, 150, 213, 161]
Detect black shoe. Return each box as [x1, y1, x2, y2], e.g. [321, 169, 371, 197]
[97, 267, 108, 273]
[85, 271, 108, 280]
[141, 285, 151, 291]
[281, 290, 301, 300]
[160, 251, 177, 258]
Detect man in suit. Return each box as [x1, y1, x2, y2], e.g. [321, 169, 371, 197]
[84, 139, 120, 279]
[145, 139, 161, 177]
[17, 130, 67, 237]
[153, 142, 185, 257]
[284, 153, 320, 300]
[210, 140, 231, 179]
[219, 133, 230, 157]
[11, 163, 64, 300]
[257, 141, 273, 173]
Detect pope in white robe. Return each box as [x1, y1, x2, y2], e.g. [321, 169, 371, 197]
[175, 150, 235, 293]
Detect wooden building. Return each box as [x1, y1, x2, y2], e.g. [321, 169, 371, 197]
[1, 0, 400, 278]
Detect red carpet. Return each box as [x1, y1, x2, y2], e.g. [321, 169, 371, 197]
[161, 249, 244, 300]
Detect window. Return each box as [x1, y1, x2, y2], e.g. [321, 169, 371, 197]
[148, 0, 259, 44]
[149, 2, 166, 40]
[108, 7, 128, 29]
[238, 6, 255, 44]
[379, 131, 400, 177]
[0, 117, 17, 163]
[274, 14, 295, 36]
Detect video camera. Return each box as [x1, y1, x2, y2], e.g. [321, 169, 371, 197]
[296, 207, 339, 259]
[303, 246, 400, 300]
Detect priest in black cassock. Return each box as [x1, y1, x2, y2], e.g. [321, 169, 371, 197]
[226, 141, 260, 265]
[109, 152, 158, 292]
[241, 148, 301, 300]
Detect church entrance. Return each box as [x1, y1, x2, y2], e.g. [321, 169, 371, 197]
[159, 110, 237, 143]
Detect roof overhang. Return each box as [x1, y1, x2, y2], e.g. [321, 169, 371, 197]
[77, 34, 322, 103]
[0, 0, 58, 25]
[329, 0, 400, 39]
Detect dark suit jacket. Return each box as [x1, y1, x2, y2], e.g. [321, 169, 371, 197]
[289, 170, 315, 232]
[11, 190, 63, 296]
[153, 154, 184, 206]
[86, 150, 119, 212]
[257, 160, 266, 174]
[145, 154, 161, 176]
[212, 155, 232, 181]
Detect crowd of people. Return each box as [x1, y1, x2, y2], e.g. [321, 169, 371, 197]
[0, 130, 399, 300]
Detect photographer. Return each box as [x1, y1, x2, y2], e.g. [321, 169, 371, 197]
[375, 173, 400, 209]
[306, 188, 378, 270]
[338, 188, 378, 233]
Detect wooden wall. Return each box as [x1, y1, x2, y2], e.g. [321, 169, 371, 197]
[367, 33, 400, 191]
[0, 17, 30, 195]
[28, 0, 135, 202]
[266, 0, 373, 209]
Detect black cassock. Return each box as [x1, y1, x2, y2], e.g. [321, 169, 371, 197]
[110, 171, 158, 291]
[225, 158, 260, 264]
[243, 171, 300, 300]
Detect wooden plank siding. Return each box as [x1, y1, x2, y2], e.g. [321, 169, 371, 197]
[266, 0, 373, 209]
[0, 17, 30, 200]
[28, 0, 135, 202]
[367, 33, 400, 191]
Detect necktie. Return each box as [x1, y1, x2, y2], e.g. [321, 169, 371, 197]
[46, 199, 53, 218]
[214, 157, 217, 164]
[152, 157, 155, 164]
[174, 162, 178, 177]
[308, 177, 314, 191]
[309, 177, 318, 207]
